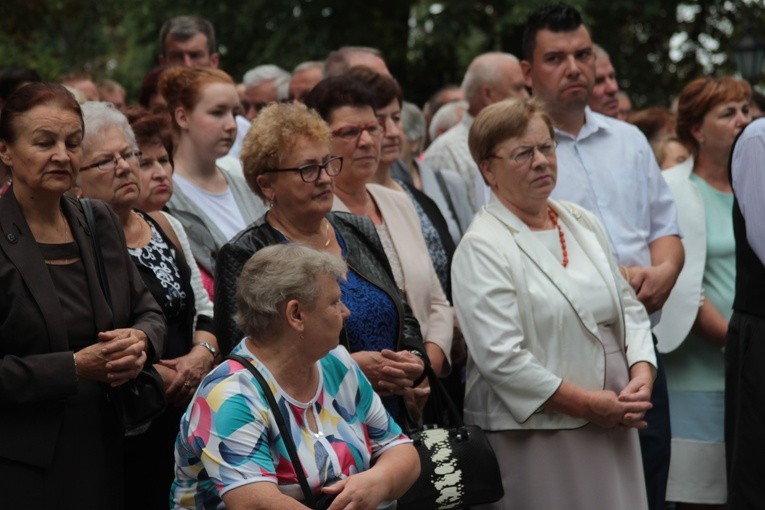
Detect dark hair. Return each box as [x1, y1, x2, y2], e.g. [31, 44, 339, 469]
[126, 107, 175, 166]
[0, 82, 83, 143]
[303, 74, 377, 122]
[522, 2, 586, 61]
[627, 107, 677, 144]
[159, 15, 217, 56]
[345, 67, 402, 110]
[138, 66, 168, 110]
[0, 67, 42, 101]
[751, 89, 765, 113]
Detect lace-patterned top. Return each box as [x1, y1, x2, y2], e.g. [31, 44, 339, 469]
[397, 180, 450, 295]
[128, 212, 187, 321]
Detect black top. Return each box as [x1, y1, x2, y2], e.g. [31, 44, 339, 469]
[128, 211, 213, 359]
[730, 130, 765, 318]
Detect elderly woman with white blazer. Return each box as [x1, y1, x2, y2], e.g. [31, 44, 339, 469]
[452, 99, 657, 510]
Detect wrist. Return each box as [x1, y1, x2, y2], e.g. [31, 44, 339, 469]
[407, 350, 428, 387]
[192, 341, 219, 361]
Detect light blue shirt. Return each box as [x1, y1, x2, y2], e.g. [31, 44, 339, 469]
[550, 107, 680, 268]
[731, 117, 765, 266]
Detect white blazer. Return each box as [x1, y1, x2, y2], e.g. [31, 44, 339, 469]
[653, 158, 706, 353]
[452, 197, 656, 431]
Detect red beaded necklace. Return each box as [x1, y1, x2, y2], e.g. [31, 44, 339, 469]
[547, 207, 569, 268]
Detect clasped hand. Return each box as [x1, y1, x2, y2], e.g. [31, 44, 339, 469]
[75, 328, 148, 387]
[156, 348, 216, 405]
[353, 349, 426, 397]
[586, 374, 653, 429]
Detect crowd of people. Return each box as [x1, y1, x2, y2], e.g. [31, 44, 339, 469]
[1, 2, 764, 509]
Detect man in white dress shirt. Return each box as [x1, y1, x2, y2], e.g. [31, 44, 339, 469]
[423, 52, 529, 214]
[521, 4, 684, 510]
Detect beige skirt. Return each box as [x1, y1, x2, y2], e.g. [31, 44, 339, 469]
[476, 325, 648, 510]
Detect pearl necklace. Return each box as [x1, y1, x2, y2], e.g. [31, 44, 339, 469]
[547, 207, 569, 268]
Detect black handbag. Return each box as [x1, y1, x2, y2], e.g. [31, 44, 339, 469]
[81, 198, 166, 436]
[398, 366, 504, 510]
[227, 354, 337, 510]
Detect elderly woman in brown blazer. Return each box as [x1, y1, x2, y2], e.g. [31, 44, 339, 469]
[0, 83, 165, 509]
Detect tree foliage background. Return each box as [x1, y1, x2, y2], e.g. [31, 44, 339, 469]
[2, 0, 764, 107]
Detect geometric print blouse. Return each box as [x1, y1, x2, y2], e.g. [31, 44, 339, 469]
[171, 341, 410, 509]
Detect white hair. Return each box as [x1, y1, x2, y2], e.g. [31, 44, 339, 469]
[461, 52, 519, 107]
[429, 100, 468, 141]
[401, 101, 426, 142]
[81, 101, 137, 149]
[243, 65, 291, 101]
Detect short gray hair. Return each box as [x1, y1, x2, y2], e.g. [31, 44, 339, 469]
[461, 52, 519, 107]
[292, 60, 324, 75]
[243, 65, 291, 101]
[235, 244, 347, 339]
[323, 46, 384, 77]
[159, 15, 216, 56]
[81, 101, 137, 150]
[401, 101, 426, 142]
[429, 100, 468, 141]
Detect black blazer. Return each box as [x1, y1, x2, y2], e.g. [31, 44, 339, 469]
[0, 190, 165, 468]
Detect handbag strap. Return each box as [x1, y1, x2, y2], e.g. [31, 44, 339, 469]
[226, 354, 317, 507]
[420, 364, 464, 430]
[433, 169, 463, 237]
[80, 198, 112, 310]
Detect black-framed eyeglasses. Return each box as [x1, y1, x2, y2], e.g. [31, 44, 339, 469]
[263, 155, 343, 183]
[331, 123, 383, 142]
[487, 140, 557, 165]
[80, 150, 142, 172]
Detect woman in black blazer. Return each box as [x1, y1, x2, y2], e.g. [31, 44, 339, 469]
[0, 83, 165, 509]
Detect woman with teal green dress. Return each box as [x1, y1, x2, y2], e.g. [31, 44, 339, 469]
[659, 76, 751, 509]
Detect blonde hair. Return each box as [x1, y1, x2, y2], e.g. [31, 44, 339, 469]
[240, 102, 331, 199]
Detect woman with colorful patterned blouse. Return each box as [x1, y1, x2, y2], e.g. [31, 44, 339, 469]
[173, 244, 420, 509]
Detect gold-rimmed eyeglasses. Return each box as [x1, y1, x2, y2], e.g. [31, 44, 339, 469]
[487, 140, 558, 165]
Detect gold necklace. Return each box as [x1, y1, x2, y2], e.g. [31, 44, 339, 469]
[270, 214, 332, 249]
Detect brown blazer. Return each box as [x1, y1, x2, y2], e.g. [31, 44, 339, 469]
[0, 190, 165, 468]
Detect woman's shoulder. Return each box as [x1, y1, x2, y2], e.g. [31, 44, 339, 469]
[222, 214, 276, 252]
[198, 346, 265, 401]
[367, 183, 418, 218]
[329, 211, 375, 238]
[68, 195, 121, 233]
[319, 347, 368, 393]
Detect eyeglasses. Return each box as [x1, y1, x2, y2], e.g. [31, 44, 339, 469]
[488, 140, 557, 165]
[80, 150, 141, 172]
[331, 123, 383, 142]
[263, 155, 343, 183]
